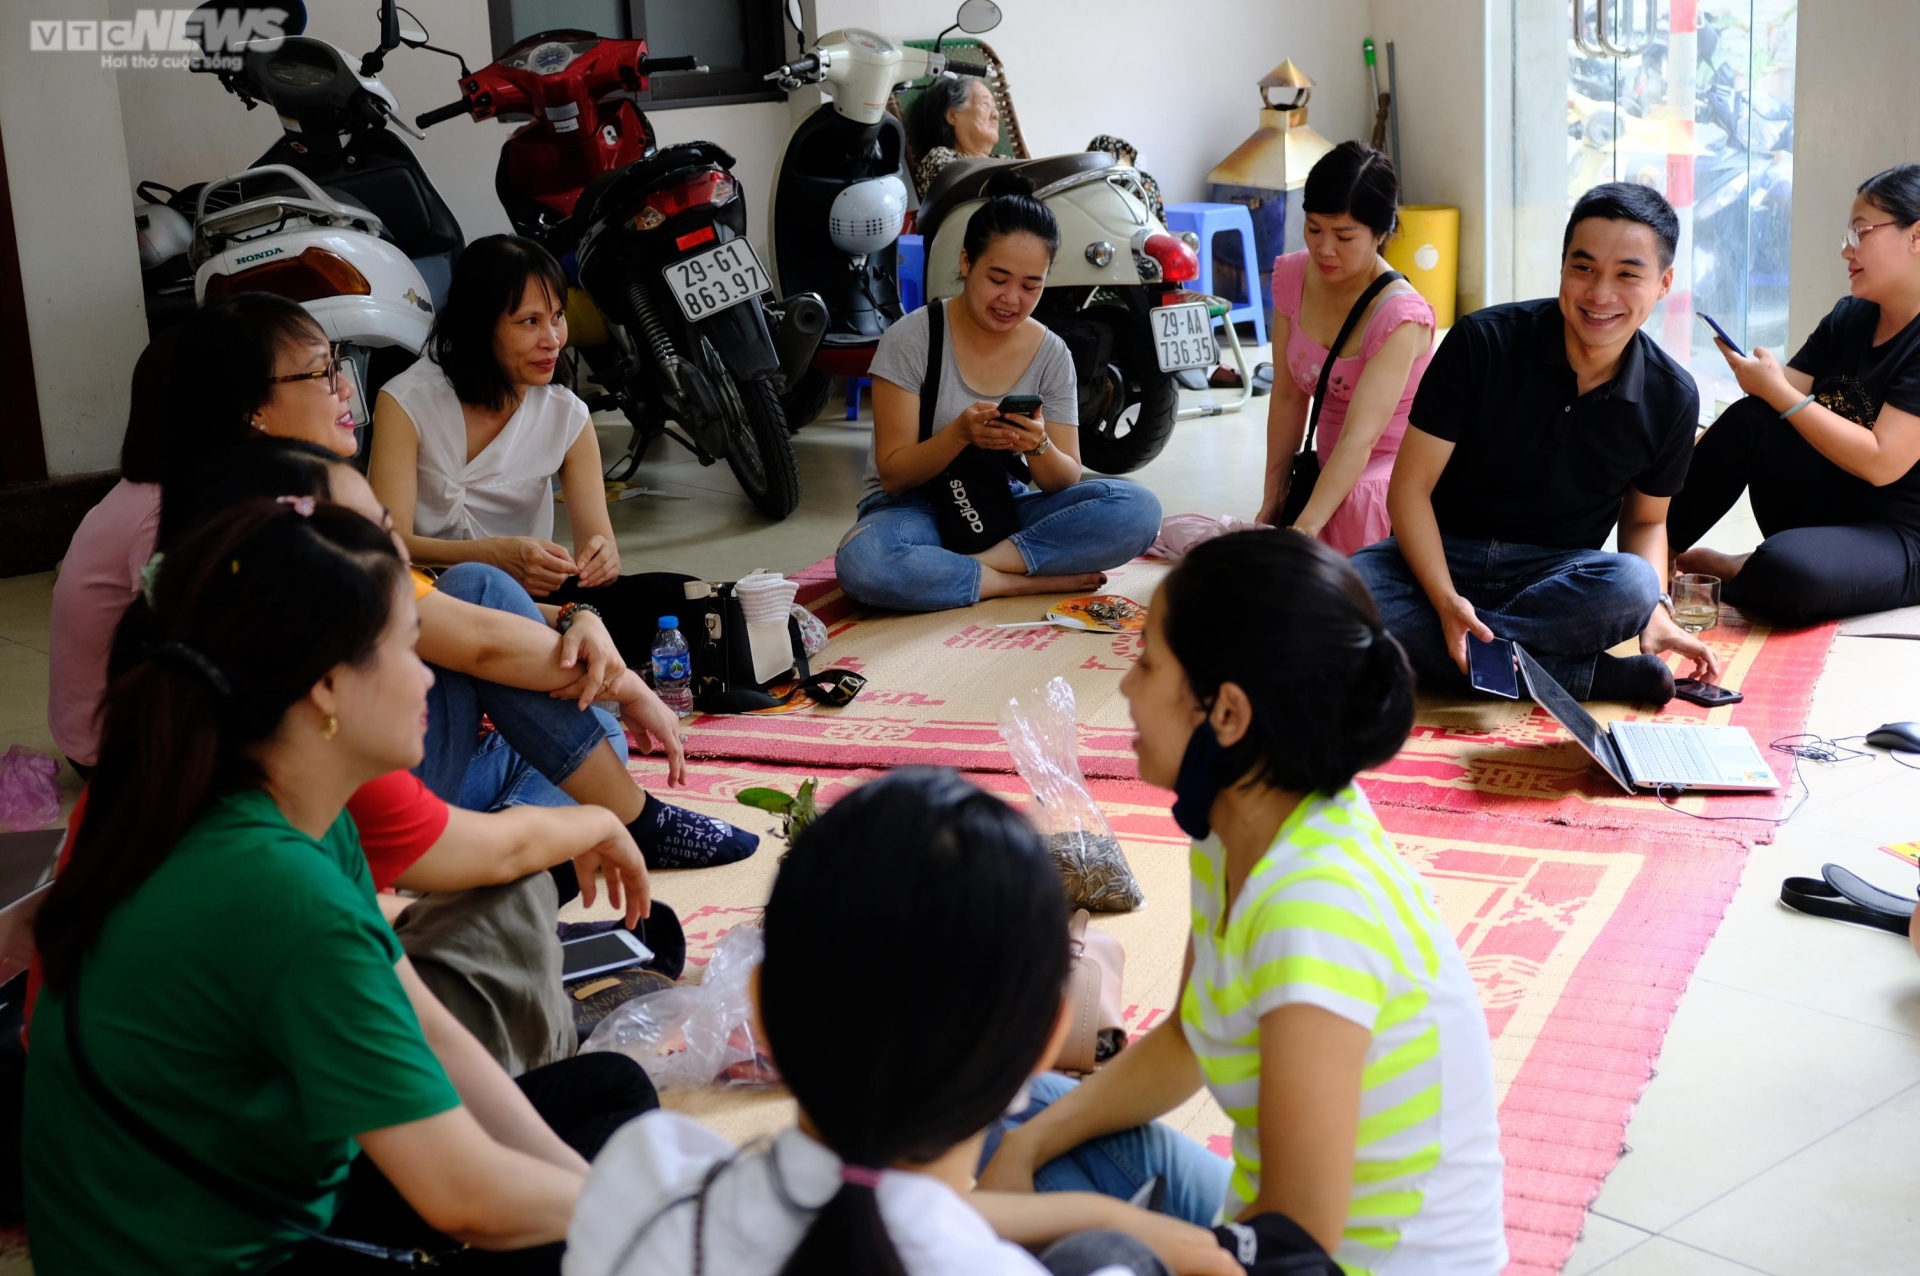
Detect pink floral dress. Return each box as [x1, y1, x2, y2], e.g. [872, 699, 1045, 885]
[1272, 250, 1436, 555]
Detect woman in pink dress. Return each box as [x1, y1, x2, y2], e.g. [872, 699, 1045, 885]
[1259, 142, 1436, 555]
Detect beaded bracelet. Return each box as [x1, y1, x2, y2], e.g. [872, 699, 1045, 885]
[556, 601, 602, 633]
[1780, 394, 1818, 419]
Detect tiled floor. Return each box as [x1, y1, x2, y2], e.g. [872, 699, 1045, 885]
[9, 369, 1920, 1274]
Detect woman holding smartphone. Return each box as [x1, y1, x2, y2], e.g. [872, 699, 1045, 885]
[1670, 164, 1920, 624]
[833, 174, 1161, 613]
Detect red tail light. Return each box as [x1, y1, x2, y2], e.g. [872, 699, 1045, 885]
[1141, 233, 1199, 284]
[203, 247, 371, 302]
[631, 171, 737, 230]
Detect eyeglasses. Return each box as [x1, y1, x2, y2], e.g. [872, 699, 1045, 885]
[1843, 221, 1900, 251]
[267, 348, 344, 394]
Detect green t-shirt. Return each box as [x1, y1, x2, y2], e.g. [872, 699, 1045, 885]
[24, 789, 461, 1275]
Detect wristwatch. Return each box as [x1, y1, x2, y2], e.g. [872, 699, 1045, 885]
[1658, 592, 1674, 617]
[1026, 431, 1054, 458]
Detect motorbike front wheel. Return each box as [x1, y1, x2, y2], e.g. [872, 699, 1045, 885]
[710, 353, 801, 519]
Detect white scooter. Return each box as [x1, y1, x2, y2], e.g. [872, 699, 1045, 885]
[766, 1, 1246, 471]
[136, 1, 453, 455]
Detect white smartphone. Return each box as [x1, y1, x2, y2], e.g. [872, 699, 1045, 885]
[560, 929, 656, 982]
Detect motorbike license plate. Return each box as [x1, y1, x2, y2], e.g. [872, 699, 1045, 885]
[1151, 301, 1217, 373]
[664, 239, 772, 322]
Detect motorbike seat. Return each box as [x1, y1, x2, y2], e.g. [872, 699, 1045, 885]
[915, 151, 1116, 245]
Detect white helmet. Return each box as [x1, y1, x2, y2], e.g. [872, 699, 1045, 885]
[828, 175, 909, 256]
[135, 201, 192, 271]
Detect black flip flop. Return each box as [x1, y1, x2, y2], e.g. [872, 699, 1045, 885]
[1780, 864, 1915, 936]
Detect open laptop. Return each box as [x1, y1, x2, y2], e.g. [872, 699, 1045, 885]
[1514, 645, 1779, 793]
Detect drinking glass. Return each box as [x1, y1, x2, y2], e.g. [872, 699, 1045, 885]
[1671, 574, 1721, 634]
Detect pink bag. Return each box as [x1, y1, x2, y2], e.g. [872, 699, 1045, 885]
[0, 746, 60, 831]
[1146, 513, 1265, 564]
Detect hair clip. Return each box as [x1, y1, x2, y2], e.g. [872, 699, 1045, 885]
[276, 495, 317, 516]
[139, 552, 166, 608]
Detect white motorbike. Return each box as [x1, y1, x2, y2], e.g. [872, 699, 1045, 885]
[135, 1, 452, 456]
[766, 1, 1244, 471]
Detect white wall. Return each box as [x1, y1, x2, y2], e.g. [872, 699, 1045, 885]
[0, 0, 150, 479]
[1372, 0, 1492, 314]
[1786, 0, 1920, 349]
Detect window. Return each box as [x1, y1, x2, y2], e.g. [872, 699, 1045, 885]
[486, 0, 789, 108]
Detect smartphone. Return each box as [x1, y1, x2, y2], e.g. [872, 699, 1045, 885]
[560, 929, 655, 982]
[995, 393, 1043, 419]
[1674, 678, 1744, 707]
[1467, 634, 1520, 700]
[1695, 312, 1745, 357]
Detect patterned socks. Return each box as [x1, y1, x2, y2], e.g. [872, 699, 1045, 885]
[626, 792, 760, 870]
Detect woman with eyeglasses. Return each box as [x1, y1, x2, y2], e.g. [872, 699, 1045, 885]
[1670, 164, 1920, 624]
[48, 294, 357, 778]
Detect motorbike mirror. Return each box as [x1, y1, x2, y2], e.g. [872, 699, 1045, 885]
[396, 4, 429, 45]
[956, 0, 1002, 35]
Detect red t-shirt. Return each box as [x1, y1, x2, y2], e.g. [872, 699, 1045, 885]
[346, 770, 452, 892]
[25, 773, 449, 1038]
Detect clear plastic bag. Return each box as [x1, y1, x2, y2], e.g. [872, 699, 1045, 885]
[579, 923, 778, 1092]
[999, 678, 1143, 913]
[0, 746, 60, 832]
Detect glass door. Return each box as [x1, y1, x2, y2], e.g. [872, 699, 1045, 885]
[1510, 0, 1797, 417]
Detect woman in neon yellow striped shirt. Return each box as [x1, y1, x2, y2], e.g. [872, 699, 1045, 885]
[980, 529, 1506, 1274]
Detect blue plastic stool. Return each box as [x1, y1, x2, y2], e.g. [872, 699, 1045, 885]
[896, 233, 925, 313]
[845, 376, 871, 420]
[1164, 203, 1266, 346]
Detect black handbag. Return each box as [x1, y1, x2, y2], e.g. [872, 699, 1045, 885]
[675, 578, 866, 714]
[1279, 270, 1406, 527]
[919, 301, 1025, 552]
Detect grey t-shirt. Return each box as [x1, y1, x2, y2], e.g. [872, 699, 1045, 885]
[862, 301, 1080, 499]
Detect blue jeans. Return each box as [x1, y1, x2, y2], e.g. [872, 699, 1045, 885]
[417, 563, 625, 813]
[1351, 535, 1662, 699]
[835, 480, 1163, 612]
[980, 1074, 1232, 1230]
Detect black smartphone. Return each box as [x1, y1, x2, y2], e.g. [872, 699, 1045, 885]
[1467, 634, 1520, 700]
[1674, 678, 1744, 707]
[1695, 312, 1745, 357]
[996, 394, 1043, 419]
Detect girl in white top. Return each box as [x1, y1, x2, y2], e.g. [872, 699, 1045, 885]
[980, 531, 1505, 1275]
[564, 769, 1240, 1276]
[372, 235, 620, 599]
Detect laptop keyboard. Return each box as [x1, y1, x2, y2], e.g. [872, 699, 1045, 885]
[1614, 723, 1733, 785]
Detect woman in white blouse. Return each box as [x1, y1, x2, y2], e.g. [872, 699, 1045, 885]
[372, 236, 686, 657]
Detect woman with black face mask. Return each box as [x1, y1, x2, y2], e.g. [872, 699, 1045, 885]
[979, 529, 1507, 1276]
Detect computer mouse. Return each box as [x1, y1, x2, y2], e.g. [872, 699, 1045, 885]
[1866, 721, 1920, 752]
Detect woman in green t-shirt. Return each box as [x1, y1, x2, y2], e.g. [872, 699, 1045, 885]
[27, 498, 655, 1274]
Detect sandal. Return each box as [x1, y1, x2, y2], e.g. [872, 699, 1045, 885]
[1779, 864, 1915, 936]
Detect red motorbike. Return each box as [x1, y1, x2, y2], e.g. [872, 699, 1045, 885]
[417, 31, 822, 519]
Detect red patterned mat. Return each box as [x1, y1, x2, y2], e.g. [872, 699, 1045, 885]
[626, 757, 1754, 1275]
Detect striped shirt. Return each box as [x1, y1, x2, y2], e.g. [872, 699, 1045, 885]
[1181, 785, 1505, 1275]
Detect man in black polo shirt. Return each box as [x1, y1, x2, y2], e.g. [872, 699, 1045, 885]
[1353, 183, 1721, 703]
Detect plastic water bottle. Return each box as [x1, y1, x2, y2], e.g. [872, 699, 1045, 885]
[651, 616, 694, 717]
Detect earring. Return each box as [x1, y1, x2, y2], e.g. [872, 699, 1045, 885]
[252, 416, 268, 432]
[321, 714, 339, 741]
